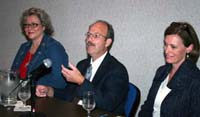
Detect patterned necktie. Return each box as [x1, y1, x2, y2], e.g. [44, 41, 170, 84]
[84, 64, 92, 81]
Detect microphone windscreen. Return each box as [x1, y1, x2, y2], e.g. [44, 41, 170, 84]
[43, 58, 52, 68]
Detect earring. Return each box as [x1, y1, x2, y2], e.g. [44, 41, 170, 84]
[186, 53, 190, 58]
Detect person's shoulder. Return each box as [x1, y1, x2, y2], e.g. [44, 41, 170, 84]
[181, 60, 200, 79]
[109, 55, 124, 65]
[77, 58, 89, 65]
[152, 64, 171, 81]
[76, 58, 90, 71]
[156, 63, 171, 72]
[106, 54, 127, 70]
[43, 35, 62, 46]
[188, 65, 200, 80]
[43, 35, 65, 49]
[19, 40, 31, 49]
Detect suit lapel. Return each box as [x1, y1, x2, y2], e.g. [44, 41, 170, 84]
[79, 58, 90, 76]
[92, 53, 111, 84]
[27, 36, 47, 73]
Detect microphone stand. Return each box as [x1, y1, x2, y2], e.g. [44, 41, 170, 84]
[30, 77, 36, 116]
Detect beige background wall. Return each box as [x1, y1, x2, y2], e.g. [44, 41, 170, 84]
[1, 0, 200, 115]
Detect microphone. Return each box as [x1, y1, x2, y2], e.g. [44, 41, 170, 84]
[7, 58, 52, 97]
[27, 58, 52, 80]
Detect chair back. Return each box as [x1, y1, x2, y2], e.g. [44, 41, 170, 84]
[125, 82, 140, 117]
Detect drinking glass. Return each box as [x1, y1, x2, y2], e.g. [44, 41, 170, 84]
[18, 81, 31, 108]
[82, 91, 96, 117]
[0, 69, 20, 106]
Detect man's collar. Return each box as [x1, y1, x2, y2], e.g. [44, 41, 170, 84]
[90, 51, 108, 66]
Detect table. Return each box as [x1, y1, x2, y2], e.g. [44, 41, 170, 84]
[0, 97, 118, 117]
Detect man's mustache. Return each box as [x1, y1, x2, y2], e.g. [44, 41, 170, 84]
[86, 41, 95, 46]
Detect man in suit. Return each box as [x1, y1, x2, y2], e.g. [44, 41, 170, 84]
[36, 20, 129, 114]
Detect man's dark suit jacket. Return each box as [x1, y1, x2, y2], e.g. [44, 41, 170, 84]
[54, 53, 129, 114]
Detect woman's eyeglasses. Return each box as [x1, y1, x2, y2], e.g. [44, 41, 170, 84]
[23, 23, 41, 29]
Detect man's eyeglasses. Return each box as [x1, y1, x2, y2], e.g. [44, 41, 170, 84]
[85, 32, 107, 39]
[23, 23, 41, 28]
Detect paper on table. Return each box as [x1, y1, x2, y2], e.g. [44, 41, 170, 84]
[13, 101, 31, 112]
[77, 100, 82, 106]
